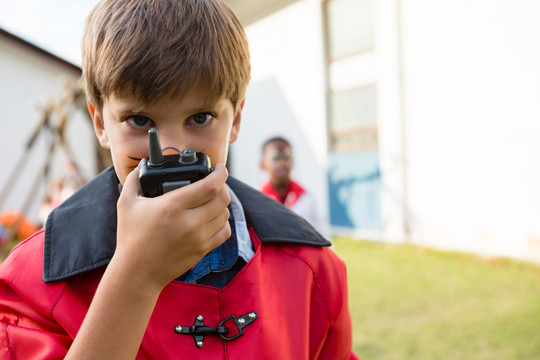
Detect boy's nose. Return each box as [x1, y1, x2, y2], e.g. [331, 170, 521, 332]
[155, 125, 184, 152]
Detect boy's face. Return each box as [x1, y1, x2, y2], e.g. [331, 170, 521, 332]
[89, 89, 242, 185]
[261, 141, 293, 187]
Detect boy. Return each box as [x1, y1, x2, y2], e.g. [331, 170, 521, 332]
[0, 0, 358, 359]
[260, 136, 328, 236]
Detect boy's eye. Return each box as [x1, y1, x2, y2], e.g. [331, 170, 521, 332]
[189, 113, 213, 126]
[127, 115, 154, 129]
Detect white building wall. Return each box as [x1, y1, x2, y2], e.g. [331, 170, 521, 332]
[230, 0, 540, 263]
[0, 35, 96, 224]
[230, 0, 330, 233]
[400, 0, 540, 262]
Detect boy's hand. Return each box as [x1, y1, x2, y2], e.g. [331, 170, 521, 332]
[114, 162, 231, 292]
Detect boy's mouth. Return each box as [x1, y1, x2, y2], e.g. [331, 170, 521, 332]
[276, 168, 289, 177]
[127, 155, 143, 169]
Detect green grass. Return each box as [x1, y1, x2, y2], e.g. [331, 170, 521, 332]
[332, 237, 540, 360]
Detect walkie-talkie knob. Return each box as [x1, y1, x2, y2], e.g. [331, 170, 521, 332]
[179, 149, 197, 164]
[148, 128, 164, 166]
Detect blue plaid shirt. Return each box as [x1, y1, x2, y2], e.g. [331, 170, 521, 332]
[176, 186, 254, 286]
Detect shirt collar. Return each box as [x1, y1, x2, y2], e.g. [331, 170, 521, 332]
[228, 185, 255, 263]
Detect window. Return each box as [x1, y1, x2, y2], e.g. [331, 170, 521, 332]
[330, 85, 378, 152]
[325, 0, 381, 231]
[326, 0, 376, 59]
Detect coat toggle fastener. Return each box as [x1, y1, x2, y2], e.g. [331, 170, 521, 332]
[174, 312, 258, 348]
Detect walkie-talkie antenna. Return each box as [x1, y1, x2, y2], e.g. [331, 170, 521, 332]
[148, 128, 164, 166]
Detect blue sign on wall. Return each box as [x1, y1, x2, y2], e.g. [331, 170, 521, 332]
[328, 150, 382, 230]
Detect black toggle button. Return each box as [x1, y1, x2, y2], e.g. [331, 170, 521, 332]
[174, 311, 258, 348]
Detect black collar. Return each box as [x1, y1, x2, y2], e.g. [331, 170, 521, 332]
[43, 167, 329, 283]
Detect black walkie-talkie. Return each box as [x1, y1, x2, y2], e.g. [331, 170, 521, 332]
[139, 128, 214, 197]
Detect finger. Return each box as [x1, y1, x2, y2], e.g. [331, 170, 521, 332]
[188, 204, 230, 244]
[164, 162, 229, 208]
[191, 182, 231, 222]
[205, 215, 232, 251]
[204, 206, 230, 237]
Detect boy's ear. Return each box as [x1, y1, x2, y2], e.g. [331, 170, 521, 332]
[87, 101, 110, 149]
[229, 99, 245, 144]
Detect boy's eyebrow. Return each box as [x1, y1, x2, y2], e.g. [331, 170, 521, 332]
[111, 96, 225, 115]
[185, 96, 222, 110]
[188, 104, 219, 113]
[182, 99, 227, 115]
[117, 104, 147, 114]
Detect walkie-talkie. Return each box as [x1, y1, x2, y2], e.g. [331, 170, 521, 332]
[139, 128, 214, 197]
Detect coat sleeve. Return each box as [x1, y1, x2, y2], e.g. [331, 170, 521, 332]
[314, 247, 361, 360]
[0, 233, 72, 359]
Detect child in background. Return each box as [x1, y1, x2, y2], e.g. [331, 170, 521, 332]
[260, 136, 328, 237]
[0, 0, 358, 358]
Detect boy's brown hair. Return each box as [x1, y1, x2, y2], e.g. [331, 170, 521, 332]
[82, 0, 251, 113]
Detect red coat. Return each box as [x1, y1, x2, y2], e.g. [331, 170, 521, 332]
[0, 168, 358, 359]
